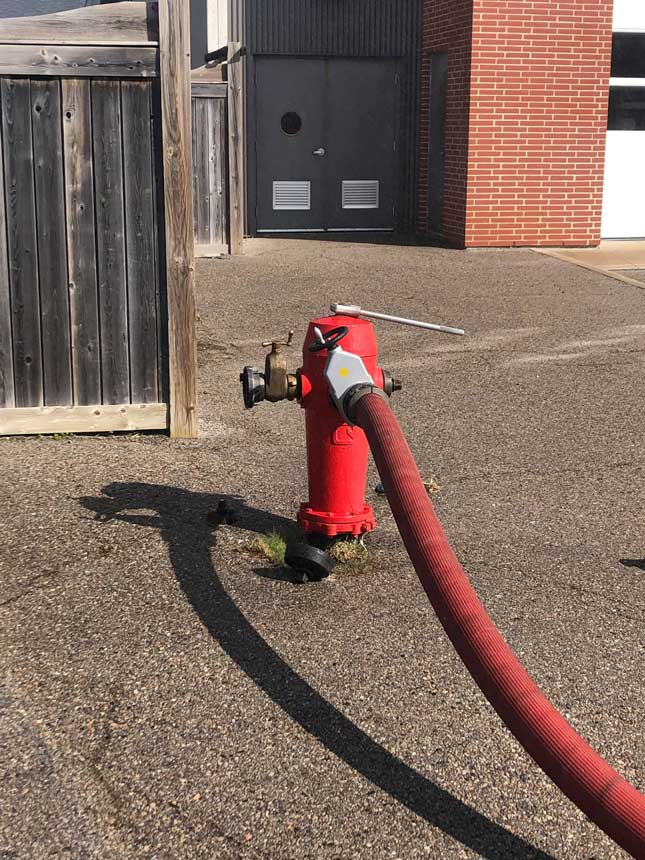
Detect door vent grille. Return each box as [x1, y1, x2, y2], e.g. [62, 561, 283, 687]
[273, 181, 311, 210]
[342, 180, 380, 209]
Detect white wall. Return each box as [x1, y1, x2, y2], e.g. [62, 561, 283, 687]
[613, 0, 645, 31]
[207, 0, 227, 50]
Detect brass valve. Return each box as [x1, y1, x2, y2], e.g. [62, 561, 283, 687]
[263, 330, 298, 403]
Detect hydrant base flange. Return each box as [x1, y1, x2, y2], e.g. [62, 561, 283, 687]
[297, 503, 376, 538]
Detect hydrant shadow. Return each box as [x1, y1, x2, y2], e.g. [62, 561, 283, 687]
[81, 482, 556, 860]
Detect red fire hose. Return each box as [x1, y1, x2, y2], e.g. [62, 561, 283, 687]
[353, 393, 645, 859]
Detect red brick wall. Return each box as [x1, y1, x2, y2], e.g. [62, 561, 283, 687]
[466, 0, 613, 247]
[418, 0, 613, 247]
[417, 0, 473, 245]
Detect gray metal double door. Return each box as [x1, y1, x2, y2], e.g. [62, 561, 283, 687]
[255, 57, 399, 232]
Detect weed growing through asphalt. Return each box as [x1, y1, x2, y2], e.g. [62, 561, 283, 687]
[328, 539, 370, 576]
[241, 530, 370, 577]
[246, 531, 288, 566]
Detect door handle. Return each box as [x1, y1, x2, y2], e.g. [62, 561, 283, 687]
[313, 147, 326, 157]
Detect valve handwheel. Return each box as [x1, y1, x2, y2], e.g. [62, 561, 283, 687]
[308, 326, 349, 353]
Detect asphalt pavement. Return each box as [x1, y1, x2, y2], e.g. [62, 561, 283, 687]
[1, 237, 643, 860]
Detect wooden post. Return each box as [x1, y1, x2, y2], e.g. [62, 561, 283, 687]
[227, 41, 244, 255]
[158, 0, 198, 438]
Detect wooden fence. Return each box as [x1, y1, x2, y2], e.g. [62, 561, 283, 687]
[192, 80, 228, 256]
[0, 1, 198, 438]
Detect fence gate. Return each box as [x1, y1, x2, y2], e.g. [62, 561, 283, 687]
[0, 1, 197, 438]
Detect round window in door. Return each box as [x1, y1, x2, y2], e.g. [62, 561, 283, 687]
[281, 112, 302, 136]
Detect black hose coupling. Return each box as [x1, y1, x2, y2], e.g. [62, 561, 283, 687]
[344, 384, 390, 426]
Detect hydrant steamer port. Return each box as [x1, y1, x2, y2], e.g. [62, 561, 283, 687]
[240, 303, 464, 580]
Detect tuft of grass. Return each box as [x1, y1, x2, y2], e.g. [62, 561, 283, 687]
[328, 539, 370, 577]
[245, 531, 288, 566]
[328, 540, 365, 564]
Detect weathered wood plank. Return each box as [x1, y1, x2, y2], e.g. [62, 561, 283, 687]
[61, 78, 101, 406]
[149, 83, 169, 405]
[208, 97, 226, 245]
[159, 0, 198, 438]
[92, 79, 130, 406]
[0, 92, 14, 409]
[205, 97, 218, 244]
[1, 78, 43, 408]
[31, 78, 73, 407]
[191, 82, 227, 98]
[0, 402, 168, 436]
[191, 94, 227, 261]
[0, 2, 159, 46]
[227, 42, 244, 255]
[193, 96, 210, 244]
[122, 80, 159, 404]
[191, 97, 200, 241]
[0, 45, 158, 79]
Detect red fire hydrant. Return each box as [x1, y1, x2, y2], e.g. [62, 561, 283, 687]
[240, 303, 462, 580]
[240, 310, 398, 579]
[297, 314, 397, 539]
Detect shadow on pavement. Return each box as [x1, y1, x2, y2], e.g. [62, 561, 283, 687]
[620, 558, 645, 571]
[81, 482, 555, 860]
[254, 231, 455, 248]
